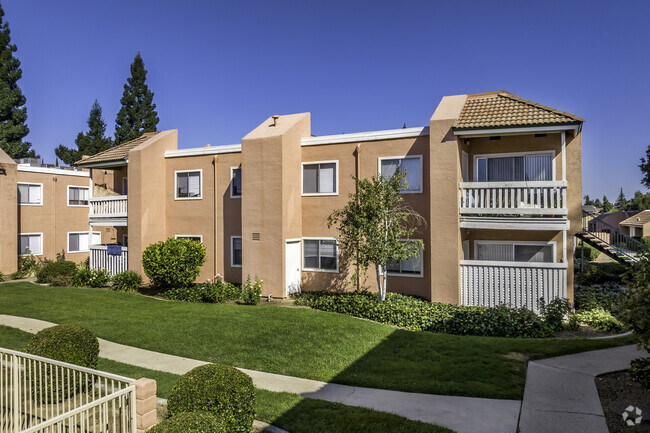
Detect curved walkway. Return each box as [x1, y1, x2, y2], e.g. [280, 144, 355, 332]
[2, 314, 646, 433]
[0, 314, 519, 433]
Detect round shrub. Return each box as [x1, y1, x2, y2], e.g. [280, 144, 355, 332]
[142, 238, 206, 289]
[147, 411, 227, 433]
[574, 242, 600, 261]
[25, 324, 99, 368]
[167, 364, 255, 433]
[37, 260, 77, 285]
[112, 270, 142, 292]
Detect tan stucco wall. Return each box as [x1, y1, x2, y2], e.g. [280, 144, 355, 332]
[428, 95, 467, 303]
[241, 113, 310, 297]
[128, 130, 178, 277]
[16, 170, 92, 264]
[0, 149, 17, 274]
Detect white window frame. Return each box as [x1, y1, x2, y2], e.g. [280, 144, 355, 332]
[174, 169, 203, 200]
[473, 150, 555, 182]
[473, 240, 557, 263]
[18, 233, 43, 256]
[230, 236, 242, 268]
[67, 231, 101, 253]
[67, 185, 90, 207]
[175, 234, 204, 243]
[17, 182, 43, 206]
[230, 166, 242, 198]
[386, 239, 424, 278]
[301, 160, 339, 196]
[302, 237, 339, 273]
[377, 155, 423, 194]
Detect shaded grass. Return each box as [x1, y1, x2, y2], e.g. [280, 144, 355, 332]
[0, 283, 634, 399]
[0, 325, 453, 432]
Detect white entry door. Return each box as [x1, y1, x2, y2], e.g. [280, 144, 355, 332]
[285, 240, 301, 295]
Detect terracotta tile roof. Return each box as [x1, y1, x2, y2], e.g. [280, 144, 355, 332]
[620, 210, 650, 226]
[74, 132, 159, 166]
[453, 91, 584, 130]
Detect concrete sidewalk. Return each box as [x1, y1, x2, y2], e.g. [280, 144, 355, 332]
[0, 314, 520, 433]
[519, 345, 648, 433]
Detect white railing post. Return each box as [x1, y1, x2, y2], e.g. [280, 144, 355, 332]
[12, 353, 19, 433]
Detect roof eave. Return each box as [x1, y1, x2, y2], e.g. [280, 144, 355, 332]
[74, 159, 128, 169]
[453, 123, 582, 137]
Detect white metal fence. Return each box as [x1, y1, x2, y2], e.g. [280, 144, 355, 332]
[0, 347, 135, 433]
[460, 260, 568, 313]
[459, 181, 568, 216]
[89, 246, 128, 276]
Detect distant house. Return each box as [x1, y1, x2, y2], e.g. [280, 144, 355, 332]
[582, 205, 600, 214]
[619, 210, 650, 239]
[588, 211, 637, 232]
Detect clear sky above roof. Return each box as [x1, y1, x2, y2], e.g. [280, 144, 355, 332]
[5, 0, 649, 200]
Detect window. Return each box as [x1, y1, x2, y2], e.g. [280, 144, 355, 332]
[231, 236, 242, 267]
[379, 156, 422, 193]
[19, 233, 42, 256]
[17, 183, 42, 205]
[175, 235, 203, 243]
[68, 232, 101, 253]
[302, 161, 337, 195]
[475, 153, 553, 182]
[303, 239, 338, 272]
[475, 241, 554, 263]
[175, 170, 202, 199]
[68, 186, 89, 206]
[231, 167, 242, 198]
[122, 178, 128, 195]
[387, 240, 423, 277]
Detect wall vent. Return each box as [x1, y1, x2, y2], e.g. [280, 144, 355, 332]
[252, 232, 261, 241]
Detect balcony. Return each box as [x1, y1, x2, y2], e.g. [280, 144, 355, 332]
[460, 260, 567, 313]
[458, 181, 568, 230]
[89, 195, 127, 226]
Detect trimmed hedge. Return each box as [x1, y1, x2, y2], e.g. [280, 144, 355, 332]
[142, 238, 206, 289]
[147, 411, 227, 433]
[111, 270, 142, 292]
[167, 364, 255, 433]
[295, 291, 551, 338]
[25, 324, 99, 368]
[574, 242, 601, 261]
[36, 260, 77, 285]
[160, 280, 241, 303]
[72, 268, 111, 288]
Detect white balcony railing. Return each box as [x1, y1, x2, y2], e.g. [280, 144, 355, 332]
[0, 347, 135, 433]
[460, 260, 567, 313]
[90, 245, 128, 276]
[459, 181, 567, 216]
[89, 196, 128, 226]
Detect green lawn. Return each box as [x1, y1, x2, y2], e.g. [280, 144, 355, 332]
[0, 325, 453, 433]
[0, 282, 634, 400]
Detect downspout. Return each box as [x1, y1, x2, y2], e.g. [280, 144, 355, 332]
[355, 143, 361, 291]
[213, 156, 218, 277]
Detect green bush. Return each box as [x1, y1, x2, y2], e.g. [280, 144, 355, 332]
[160, 277, 241, 303]
[641, 236, 650, 249]
[570, 308, 626, 333]
[628, 357, 650, 389]
[167, 364, 255, 433]
[142, 238, 206, 289]
[24, 324, 99, 403]
[72, 268, 111, 288]
[295, 291, 551, 338]
[574, 283, 625, 311]
[617, 250, 650, 351]
[12, 254, 43, 279]
[0, 273, 3, 282]
[111, 270, 142, 292]
[575, 262, 626, 286]
[540, 298, 570, 332]
[574, 242, 601, 261]
[37, 260, 77, 285]
[241, 275, 262, 305]
[148, 411, 227, 433]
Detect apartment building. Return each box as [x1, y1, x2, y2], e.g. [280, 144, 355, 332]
[0, 153, 108, 274]
[0, 90, 583, 312]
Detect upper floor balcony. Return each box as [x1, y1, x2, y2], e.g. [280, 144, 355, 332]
[89, 195, 128, 226]
[459, 180, 567, 216]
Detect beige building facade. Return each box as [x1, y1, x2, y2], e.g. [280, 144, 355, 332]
[1, 90, 584, 312]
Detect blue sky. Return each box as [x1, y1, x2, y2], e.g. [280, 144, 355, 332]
[5, 0, 650, 200]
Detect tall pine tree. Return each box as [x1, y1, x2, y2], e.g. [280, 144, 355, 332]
[114, 52, 159, 144]
[0, 2, 34, 158]
[614, 187, 628, 210]
[55, 100, 112, 165]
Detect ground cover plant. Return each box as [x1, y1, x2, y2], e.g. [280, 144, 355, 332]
[0, 325, 454, 433]
[111, 270, 142, 292]
[159, 275, 241, 303]
[72, 268, 111, 288]
[0, 282, 634, 400]
[295, 291, 554, 338]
